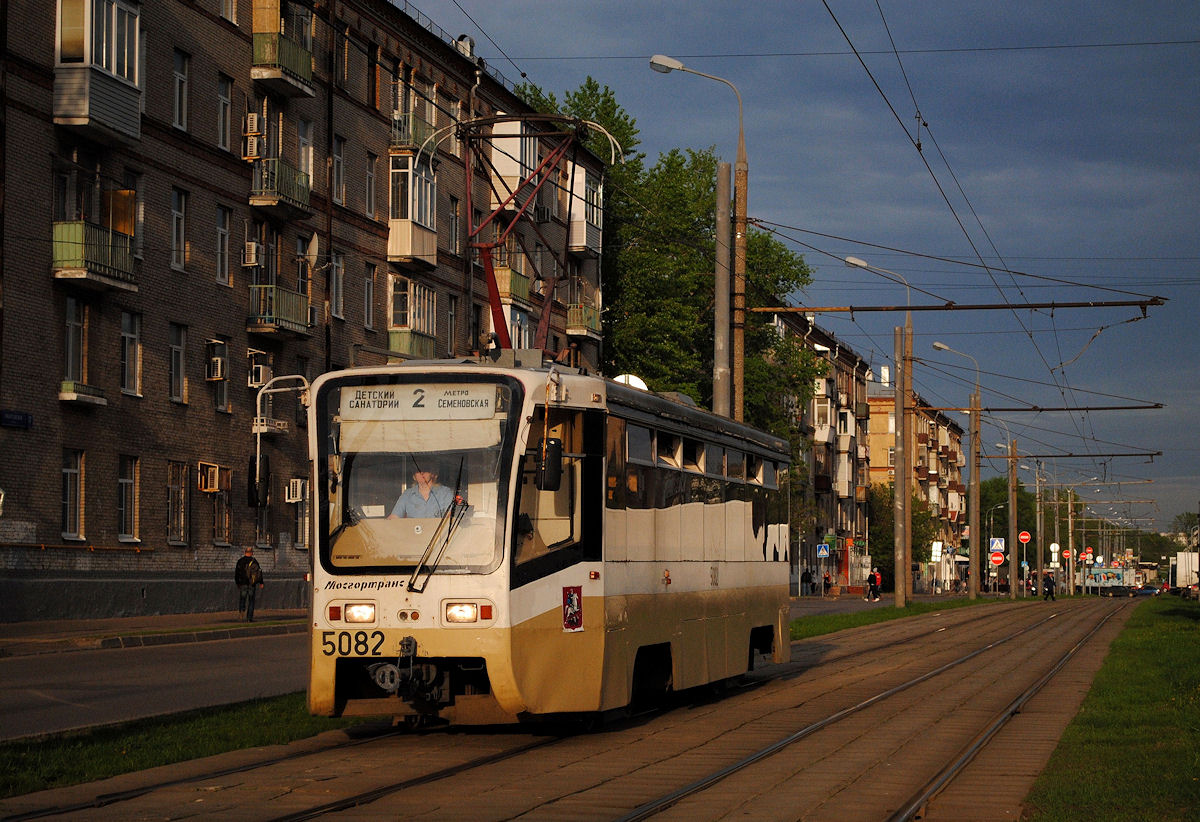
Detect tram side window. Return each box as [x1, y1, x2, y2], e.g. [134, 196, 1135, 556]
[516, 410, 581, 565]
[605, 416, 625, 509]
[625, 423, 655, 510]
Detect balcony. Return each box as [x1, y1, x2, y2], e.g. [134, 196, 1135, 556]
[252, 416, 290, 436]
[388, 218, 437, 268]
[251, 33, 314, 97]
[813, 423, 835, 445]
[247, 285, 310, 336]
[388, 329, 437, 360]
[59, 380, 107, 407]
[54, 65, 141, 143]
[52, 221, 137, 292]
[390, 113, 437, 150]
[566, 303, 601, 338]
[250, 159, 311, 218]
[493, 266, 531, 304]
[569, 214, 602, 258]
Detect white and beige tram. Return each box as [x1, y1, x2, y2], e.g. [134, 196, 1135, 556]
[307, 354, 791, 725]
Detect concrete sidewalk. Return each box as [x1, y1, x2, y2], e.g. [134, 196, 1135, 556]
[0, 609, 307, 658]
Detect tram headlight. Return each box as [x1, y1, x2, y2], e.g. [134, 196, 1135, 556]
[343, 602, 376, 623]
[444, 602, 479, 623]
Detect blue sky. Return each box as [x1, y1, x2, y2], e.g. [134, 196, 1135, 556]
[413, 1, 1200, 532]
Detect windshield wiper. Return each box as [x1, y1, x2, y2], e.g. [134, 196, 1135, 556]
[407, 458, 467, 593]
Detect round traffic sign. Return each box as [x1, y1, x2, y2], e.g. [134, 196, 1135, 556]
[990, 551, 1005, 566]
[1018, 530, 1031, 544]
[1062, 548, 1072, 559]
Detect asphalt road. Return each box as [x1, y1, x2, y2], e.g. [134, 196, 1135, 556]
[0, 633, 308, 741]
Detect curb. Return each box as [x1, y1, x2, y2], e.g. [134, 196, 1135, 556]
[0, 621, 307, 658]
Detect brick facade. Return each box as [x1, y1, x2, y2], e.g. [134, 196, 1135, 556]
[0, 0, 605, 620]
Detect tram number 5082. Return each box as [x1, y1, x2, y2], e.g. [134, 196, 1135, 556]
[320, 630, 385, 656]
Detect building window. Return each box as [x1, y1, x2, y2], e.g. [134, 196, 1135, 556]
[212, 466, 232, 546]
[64, 296, 85, 383]
[207, 339, 230, 412]
[584, 173, 602, 228]
[365, 153, 377, 219]
[296, 234, 310, 298]
[118, 454, 139, 540]
[171, 188, 187, 269]
[389, 155, 436, 229]
[120, 310, 141, 395]
[167, 460, 188, 544]
[447, 294, 458, 356]
[58, 0, 139, 84]
[330, 252, 344, 319]
[123, 169, 143, 257]
[298, 119, 313, 180]
[255, 504, 271, 548]
[173, 49, 189, 130]
[447, 195, 460, 254]
[390, 276, 435, 336]
[216, 206, 231, 284]
[217, 75, 232, 150]
[220, 0, 236, 23]
[364, 264, 375, 329]
[332, 135, 345, 205]
[294, 484, 310, 550]
[62, 449, 84, 539]
[169, 322, 187, 402]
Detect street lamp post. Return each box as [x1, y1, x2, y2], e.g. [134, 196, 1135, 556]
[651, 54, 747, 420]
[847, 257, 911, 603]
[931, 341, 980, 600]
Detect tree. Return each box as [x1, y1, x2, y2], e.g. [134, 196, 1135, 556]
[519, 79, 818, 437]
[866, 482, 941, 593]
[1170, 511, 1198, 545]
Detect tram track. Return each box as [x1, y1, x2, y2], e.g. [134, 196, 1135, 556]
[616, 599, 1128, 821]
[0, 599, 1123, 821]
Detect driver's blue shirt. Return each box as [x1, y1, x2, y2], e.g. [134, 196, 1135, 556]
[390, 484, 454, 518]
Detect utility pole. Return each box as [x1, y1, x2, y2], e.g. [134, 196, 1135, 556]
[1007, 438, 1018, 600]
[713, 162, 731, 417]
[969, 389, 980, 600]
[893, 326, 906, 608]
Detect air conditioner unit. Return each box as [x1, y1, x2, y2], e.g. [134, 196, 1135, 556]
[533, 204, 551, 223]
[248, 363, 272, 388]
[308, 304, 319, 327]
[243, 136, 262, 161]
[285, 478, 308, 503]
[206, 356, 227, 381]
[243, 241, 261, 266]
[244, 112, 263, 136]
[197, 462, 221, 493]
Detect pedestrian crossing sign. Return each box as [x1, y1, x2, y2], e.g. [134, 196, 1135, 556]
[990, 537, 1005, 552]
[817, 543, 830, 558]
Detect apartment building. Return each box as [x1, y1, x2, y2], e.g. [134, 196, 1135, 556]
[867, 371, 967, 584]
[0, 0, 605, 620]
[776, 315, 871, 593]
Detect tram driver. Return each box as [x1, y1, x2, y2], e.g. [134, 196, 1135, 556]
[388, 464, 454, 519]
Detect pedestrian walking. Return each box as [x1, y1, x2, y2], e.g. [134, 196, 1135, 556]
[868, 568, 881, 601]
[235, 547, 265, 621]
[801, 568, 813, 596]
[822, 571, 832, 596]
[1042, 570, 1055, 602]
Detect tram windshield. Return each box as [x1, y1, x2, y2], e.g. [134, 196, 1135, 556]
[319, 379, 517, 572]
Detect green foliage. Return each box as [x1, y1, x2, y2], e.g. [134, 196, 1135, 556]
[865, 482, 942, 591]
[521, 78, 816, 432]
[789, 596, 990, 640]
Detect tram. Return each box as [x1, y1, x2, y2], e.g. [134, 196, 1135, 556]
[307, 352, 792, 725]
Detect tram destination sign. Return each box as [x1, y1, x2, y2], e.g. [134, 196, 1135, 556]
[342, 384, 495, 421]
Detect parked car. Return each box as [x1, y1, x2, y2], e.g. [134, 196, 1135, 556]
[1101, 585, 1134, 597]
[1133, 585, 1160, 596]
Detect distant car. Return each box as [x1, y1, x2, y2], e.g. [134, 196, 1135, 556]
[1133, 585, 1160, 596]
[1102, 585, 1134, 597]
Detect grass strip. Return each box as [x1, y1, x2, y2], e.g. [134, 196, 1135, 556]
[790, 595, 995, 640]
[0, 692, 361, 800]
[1023, 596, 1200, 821]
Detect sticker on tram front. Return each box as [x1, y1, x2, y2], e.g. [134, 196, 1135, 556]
[563, 586, 583, 632]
